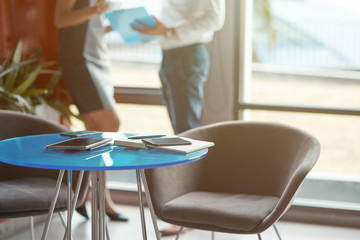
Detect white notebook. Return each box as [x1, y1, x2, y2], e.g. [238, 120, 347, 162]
[114, 136, 214, 153]
[114, 138, 149, 149]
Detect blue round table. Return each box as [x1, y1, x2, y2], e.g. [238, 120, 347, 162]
[0, 132, 208, 240]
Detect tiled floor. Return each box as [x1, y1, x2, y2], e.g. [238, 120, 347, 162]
[6, 204, 360, 240]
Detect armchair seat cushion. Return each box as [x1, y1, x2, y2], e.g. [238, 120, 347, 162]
[0, 177, 68, 218]
[162, 191, 279, 232]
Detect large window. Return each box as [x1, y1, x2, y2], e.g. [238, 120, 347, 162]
[69, 0, 360, 222]
[246, 0, 360, 214]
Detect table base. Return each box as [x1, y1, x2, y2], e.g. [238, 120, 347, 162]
[41, 170, 84, 240]
[40, 169, 161, 240]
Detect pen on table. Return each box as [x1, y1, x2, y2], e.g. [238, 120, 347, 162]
[128, 134, 166, 139]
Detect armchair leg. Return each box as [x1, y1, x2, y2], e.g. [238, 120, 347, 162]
[175, 226, 184, 240]
[273, 224, 282, 240]
[256, 224, 281, 240]
[59, 212, 66, 229]
[106, 224, 110, 240]
[30, 216, 35, 240]
[139, 170, 162, 240]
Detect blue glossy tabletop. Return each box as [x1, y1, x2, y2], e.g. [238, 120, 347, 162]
[0, 132, 208, 171]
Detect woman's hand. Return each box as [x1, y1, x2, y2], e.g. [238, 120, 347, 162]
[55, 0, 108, 28]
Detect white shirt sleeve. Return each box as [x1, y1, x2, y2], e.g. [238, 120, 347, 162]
[174, 0, 225, 42]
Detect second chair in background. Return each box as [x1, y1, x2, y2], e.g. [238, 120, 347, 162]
[144, 120, 320, 240]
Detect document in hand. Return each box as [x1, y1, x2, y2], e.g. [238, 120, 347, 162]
[105, 7, 164, 44]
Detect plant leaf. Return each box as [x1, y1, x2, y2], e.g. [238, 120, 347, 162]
[39, 69, 61, 75]
[0, 88, 35, 114]
[23, 88, 48, 97]
[3, 41, 23, 90]
[12, 41, 22, 65]
[1, 59, 37, 91]
[0, 59, 37, 79]
[13, 65, 42, 95]
[1, 54, 11, 71]
[44, 70, 62, 95]
[39, 60, 56, 69]
[0, 41, 81, 126]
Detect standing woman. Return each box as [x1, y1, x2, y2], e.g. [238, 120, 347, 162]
[55, 0, 128, 221]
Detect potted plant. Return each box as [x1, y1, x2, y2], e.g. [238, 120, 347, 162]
[0, 41, 78, 122]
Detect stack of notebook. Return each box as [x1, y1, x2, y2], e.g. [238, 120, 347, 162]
[114, 135, 214, 153]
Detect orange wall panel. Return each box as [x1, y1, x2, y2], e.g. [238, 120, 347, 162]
[0, 0, 58, 60]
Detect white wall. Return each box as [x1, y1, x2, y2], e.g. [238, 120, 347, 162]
[202, 0, 237, 125]
[202, 0, 253, 124]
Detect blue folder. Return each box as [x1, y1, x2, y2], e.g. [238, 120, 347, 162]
[105, 7, 164, 44]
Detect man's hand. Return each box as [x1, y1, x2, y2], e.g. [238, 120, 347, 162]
[131, 17, 167, 36]
[93, 0, 108, 14]
[105, 25, 113, 33]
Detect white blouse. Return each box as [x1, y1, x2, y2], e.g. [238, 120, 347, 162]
[159, 0, 226, 50]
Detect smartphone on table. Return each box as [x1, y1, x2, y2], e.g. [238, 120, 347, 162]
[142, 137, 191, 146]
[60, 130, 102, 138]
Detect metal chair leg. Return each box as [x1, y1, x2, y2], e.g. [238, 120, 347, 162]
[273, 224, 282, 240]
[139, 170, 161, 240]
[30, 216, 35, 240]
[106, 224, 110, 240]
[256, 224, 281, 240]
[175, 226, 184, 240]
[211, 231, 215, 240]
[59, 212, 66, 229]
[41, 169, 65, 240]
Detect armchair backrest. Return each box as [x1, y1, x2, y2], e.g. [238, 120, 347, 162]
[0, 110, 90, 207]
[145, 120, 320, 228]
[0, 110, 69, 180]
[182, 121, 320, 197]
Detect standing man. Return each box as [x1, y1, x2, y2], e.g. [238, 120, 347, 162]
[133, 0, 225, 235]
[133, 0, 225, 135]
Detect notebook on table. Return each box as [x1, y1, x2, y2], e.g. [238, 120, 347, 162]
[114, 136, 214, 153]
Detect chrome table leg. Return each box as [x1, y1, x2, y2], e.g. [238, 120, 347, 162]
[99, 171, 106, 240]
[140, 169, 161, 240]
[41, 169, 65, 240]
[136, 170, 147, 240]
[92, 171, 99, 240]
[91, 171, 107, 240]
[63, 171, 85, 240]
[66, 170, 73, 240]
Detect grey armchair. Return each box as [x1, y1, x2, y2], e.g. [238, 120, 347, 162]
[0, 110, 90, 239]
[144, 121, 321, 239]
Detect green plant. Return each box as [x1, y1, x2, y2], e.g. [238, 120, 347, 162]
[0, 41, 78, 122]
[253, 0, 277, 62]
